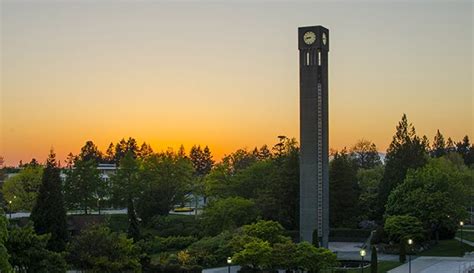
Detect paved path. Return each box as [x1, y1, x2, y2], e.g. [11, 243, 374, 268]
[329, 242, 399, 261]
[388, 256, 474, 273]
[456, 237, 474, 247]
[6, 208, 198, 219]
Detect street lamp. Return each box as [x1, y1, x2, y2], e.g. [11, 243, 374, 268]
[359, 249, 366, 273]
[98, 197, 102, 215]
[227, 257, 232, 273]
[460, 221, 464, 255]
[408, 239, 413, 273]
[8, 200, 12, 219]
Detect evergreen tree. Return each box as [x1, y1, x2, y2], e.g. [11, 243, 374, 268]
[431, 130, 446, 158]
[370, 246, 378, 273]
[312, 229, 319, 248]
[114, 137, 140, 163]
[177, 145, 187, 158]
[376, 114, 428, 219]
[446, 137, 456, 153]
[104, 142, 115, 164]
[189, 145, 214, 209]
[64, 158, 102, 214]
[190, 145, 214, 177]
[138, 142, 153, 159]
[30, 150, 68, 252]
[329, 149, 359, 227]
[456, 136, 471, 165]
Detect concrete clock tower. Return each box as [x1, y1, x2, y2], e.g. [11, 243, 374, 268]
[298, 25, 329, 248]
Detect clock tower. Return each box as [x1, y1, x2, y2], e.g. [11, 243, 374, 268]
[298, 25, 329, 248]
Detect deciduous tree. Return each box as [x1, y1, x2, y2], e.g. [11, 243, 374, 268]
[385, 157, 473, 240]
[1, 166, 43, 211]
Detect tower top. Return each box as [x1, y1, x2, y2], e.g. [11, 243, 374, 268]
[298, 25, 329, 51]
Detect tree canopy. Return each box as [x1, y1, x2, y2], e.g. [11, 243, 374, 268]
[2, 166, 43, 211]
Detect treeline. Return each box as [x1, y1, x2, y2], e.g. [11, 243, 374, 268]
[1, 114, 473, 272]
[329, 114, 473, 253]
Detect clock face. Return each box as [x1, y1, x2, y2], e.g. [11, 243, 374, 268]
[303, 31, 316, 45]
[322, 33, 327, 45]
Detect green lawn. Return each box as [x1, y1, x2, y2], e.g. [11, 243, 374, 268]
[418, 240, 474, 257]
[457, 231, 474, 242]
[322, 261, 402, 273]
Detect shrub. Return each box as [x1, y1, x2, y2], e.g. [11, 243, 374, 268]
[384, 215, 424, 243]
[149, 236, 197, 253]
[147, 215, 201, 237]
[67, 225, 141, 272]
[187, 231, 234, 268]
[201, 197, 258, 236]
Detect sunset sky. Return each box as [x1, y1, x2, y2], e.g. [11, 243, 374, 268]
[1, 0, 472, 166]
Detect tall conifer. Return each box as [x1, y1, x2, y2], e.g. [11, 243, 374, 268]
[31, 149, 68, 252]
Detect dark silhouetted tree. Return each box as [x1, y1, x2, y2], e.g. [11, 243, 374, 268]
[350, 139, 381, 169]
[138, 142, 153, 159]
[371, 246, 378, 273]
[104, 142, 115, 164]
[31, 150, 68, 252]
[79, 140, 103, 163]
[446, 137, 456, 153]
[431, 130, 446, 158]
[456, 136, 471, 165]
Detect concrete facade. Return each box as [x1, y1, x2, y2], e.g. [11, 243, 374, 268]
[298, 26, 329, 248]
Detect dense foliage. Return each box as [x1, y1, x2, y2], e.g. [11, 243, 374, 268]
[67, 225, 141, 273]
[0, 212, 12, 272]
[385, 157, 473, 240]
[1, 166, 43, 211]
[201, 197, 258, 236]
[6, 225, 67, 273]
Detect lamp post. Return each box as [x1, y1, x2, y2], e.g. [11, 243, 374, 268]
[359, 249, 366, 273]
[98, 197, 102, 215]
[227, 256, 232, 273]
[408, 239, 413, 273]
[460, 221, 464, 255]
[8, 200, 12, 219]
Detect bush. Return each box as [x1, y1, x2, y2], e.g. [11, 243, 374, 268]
[187, 231, 234, 268]
[384, 215, 424, 243]
[201, 197, 258, 236]
[147, 215, 201, 237]
[148, 236, 197, 253]
[67, 225, 141, 272]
